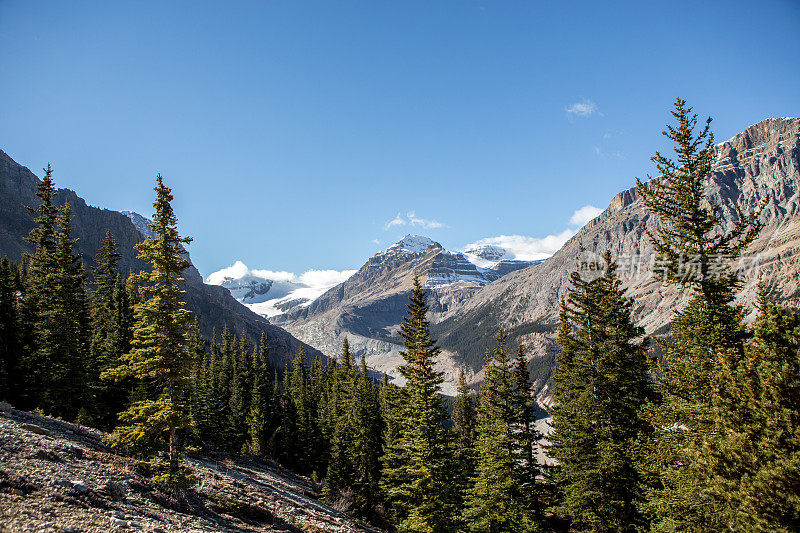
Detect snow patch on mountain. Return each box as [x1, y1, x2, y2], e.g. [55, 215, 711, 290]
[379, 234, 437, 256]
[121, 211, 154, 238]
[206, 262, 356, 317]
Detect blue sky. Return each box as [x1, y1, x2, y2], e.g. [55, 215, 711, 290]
[1, 1, 798, 279]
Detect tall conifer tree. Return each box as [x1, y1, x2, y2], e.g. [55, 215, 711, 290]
[636, 99, 761, 529]
[20, 164, 59, 409]
[380, 277, 456, 532]
[549, 251, 650, 531]
[451, 367, 477, 509]
[467, 329, 538, 532]
[103, 175, 195, 478]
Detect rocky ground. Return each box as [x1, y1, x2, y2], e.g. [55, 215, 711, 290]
[0, 404, 382, 532]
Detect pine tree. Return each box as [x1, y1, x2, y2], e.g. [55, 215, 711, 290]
[228, 334, 253, 452]
[380, 277, 456, 532]
[451, 367, 477, 508]
[89, 231, 127, 427]
[467, 329, 537, 532]
[324, 338, 357, 499]
[248, 332, 274, 455]
[709, 285, 800, 531]
[102, 174, 195, 480]
[636, 99, 761, 530]
[351, 355, 383, 519]
[511, 344, 541, 516]
[19, 164, 59, 410]
[33, 204, 91, 420]
[549, 251, 650, 531]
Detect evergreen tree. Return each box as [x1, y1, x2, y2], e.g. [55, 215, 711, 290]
[324, 338, 357, 499]
[228, 334, 253, 452]
[89, 231, 127, 427]
[451, 367, 477, 508]
[549, 251, 650, 531]
[32, 204, 91, 420]
[248, 332, 274, 455]
[710, 286, 800, 531]
[380, 277, 456, 532]
[102, 174, 195, 479]
[0, 257, 21, 401]
[467, 330, 538, 533]
[275, 363, 301, 470]
[511, 344, 541, 516]
[636, 99, 761, 530]
[351, 355, 383, 519]
[19, 164, 59, 410]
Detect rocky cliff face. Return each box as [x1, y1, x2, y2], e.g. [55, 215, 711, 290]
[0, 150, 321, 369]
[434, 117, 800, 398]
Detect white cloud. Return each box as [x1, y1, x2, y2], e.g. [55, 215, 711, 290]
[569, 205, 603, 227]
[463, 204, 605, 262]
[298, 269, 357, 289]
[385, 211, 446, 230]
[372, 238, 380, 244]
[206, 260, 354, 289]
[464, 230, 575, 262]
[386, 213, 406, 229]
[565, 99, 599, 118]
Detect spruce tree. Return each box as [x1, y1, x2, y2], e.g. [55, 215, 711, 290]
[451, 367, 477, 509]
[636, 99, 761, 530]
[102, 175, 195, 480]
[248, 332, 273, 455]
[351, 355, 383, 519]
[89, 231, 127, 427]
[19, 164, 59, 410]
[467, 330, 537, 533]
[0, 257, 21, 401]
[710, 286, 800, 531]
[549, 251, 650, 531]
[380, 277, 456, 532]
[324, 338, 357, 500]
[33, 204, 91, 420]
[511, 344, 541, 516]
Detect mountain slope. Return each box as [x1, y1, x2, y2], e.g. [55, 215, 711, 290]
[271, 235, 537, 392]
[434, 116, 800, 397]
[0, 150, 321, 368]
[0, 405, 380, 532]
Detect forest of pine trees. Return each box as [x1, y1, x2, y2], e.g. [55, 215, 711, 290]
[1, 98, 799, 531]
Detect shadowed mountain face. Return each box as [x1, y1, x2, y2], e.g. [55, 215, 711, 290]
[272, 118, 800, 399]
[0, 150, 321, 368]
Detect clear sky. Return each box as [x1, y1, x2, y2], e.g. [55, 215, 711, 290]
[1, 1, 798, 279]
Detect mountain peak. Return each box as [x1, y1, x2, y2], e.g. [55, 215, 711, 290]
[383, 234, 439, 255]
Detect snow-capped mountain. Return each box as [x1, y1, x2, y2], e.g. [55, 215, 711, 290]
[206, 262, 356, 318]
[268, 234, 542, 393]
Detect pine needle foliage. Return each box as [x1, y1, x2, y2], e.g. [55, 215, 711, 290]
[381, 277, 457, 532]
[550, 251, 650, 532]
[467, 329, 540, 533]
[102, 175, 195, 476]
[635, 100, 762, 530]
